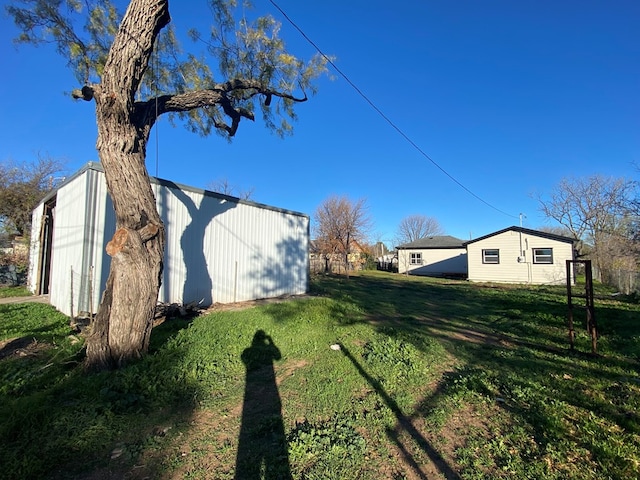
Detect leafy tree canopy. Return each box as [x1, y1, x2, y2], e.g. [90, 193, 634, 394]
[7, 0, 328, 138]
[7, 0, 329, 370]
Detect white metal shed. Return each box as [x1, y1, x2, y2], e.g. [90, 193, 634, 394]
[28, 163, 309, 316]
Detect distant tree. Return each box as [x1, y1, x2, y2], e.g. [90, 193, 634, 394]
[313, 195, 373, 278]
[396, 214, 443, 245]
[8, 0, 328, 370]
[537, 175, 635, 276]
[207, 177, 254, 200]
[0, 156, 65, 236]
[370, 241, 389, 258]
[537, 225, 574, 238]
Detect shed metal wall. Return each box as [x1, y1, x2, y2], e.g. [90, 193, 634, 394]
[466, 230, 574, 285]
[48, 172, 90, 314]
[30, 163, 309, 316]
[157, 180, 309, 305]
[27, 204, 44, 293]
[44, 168, 114, 316]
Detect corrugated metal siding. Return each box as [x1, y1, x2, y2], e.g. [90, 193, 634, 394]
[48, 174, 90, 315]
[35, 164, 309, 315]
[27, 205, 44, 293]
[43, 168, 115, 316]
[160, 184, 309, 305]
[86, 171, 115, 312]
[467, 230, 573, 285]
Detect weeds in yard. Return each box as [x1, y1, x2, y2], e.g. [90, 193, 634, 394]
[1, 273, 639, 479]
[288, 414, 367, 478]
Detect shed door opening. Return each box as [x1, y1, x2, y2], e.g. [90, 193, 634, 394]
[37, 197, 56, 295]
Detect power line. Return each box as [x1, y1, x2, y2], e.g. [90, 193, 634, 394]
[267, 0, 519, 220]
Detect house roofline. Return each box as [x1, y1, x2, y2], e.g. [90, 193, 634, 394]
[396, 235, 466, 250]
[463, 226, 576, 246]
[396, 245, 465, 250]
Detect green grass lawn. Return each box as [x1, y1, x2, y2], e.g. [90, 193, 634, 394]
[0, 285, 31, 298]
[0, 272, 639, 479]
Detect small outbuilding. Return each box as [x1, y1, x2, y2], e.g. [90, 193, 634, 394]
[28, 162, 309, 316]
[464, 226, 575, 285]
[396, 236, 468, 277]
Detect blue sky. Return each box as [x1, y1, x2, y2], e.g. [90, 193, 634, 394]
[1, 1, 638, 247]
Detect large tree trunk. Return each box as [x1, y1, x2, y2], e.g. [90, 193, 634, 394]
[84, 121, 165, 370]
[84, 0, 170, 370]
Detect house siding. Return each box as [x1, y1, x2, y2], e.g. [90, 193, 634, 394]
[466, 229, 573, 284]
[30, 163, 309, 316]
[397, 248, 468, 276]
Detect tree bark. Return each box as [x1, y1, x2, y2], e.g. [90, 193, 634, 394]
[78, 0, 313, 369]
[85, 0, 169, 370]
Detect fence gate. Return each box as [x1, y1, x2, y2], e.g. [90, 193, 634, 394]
[566, 260, 597, 354]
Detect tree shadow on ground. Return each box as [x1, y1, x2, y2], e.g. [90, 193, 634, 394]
[0, 306, 204, 480]
[316, 272, 640, 477]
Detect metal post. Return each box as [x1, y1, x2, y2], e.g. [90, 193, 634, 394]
[89, 265, 95, 318]
[70, 267, 75, 320]
[584, 261, 597, 354]
[566, 260, 575, 350]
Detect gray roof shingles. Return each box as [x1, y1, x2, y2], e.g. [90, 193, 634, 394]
[397, 235, 466, 249]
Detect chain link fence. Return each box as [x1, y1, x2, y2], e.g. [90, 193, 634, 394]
[597, 267, 640, 295]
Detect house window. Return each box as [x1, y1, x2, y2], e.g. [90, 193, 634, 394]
[533, 248, 553, 264]
[482, 249, 500, 264]
[410, 252, 422, 265]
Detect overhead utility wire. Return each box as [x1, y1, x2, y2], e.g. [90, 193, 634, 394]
[268, 0, 519, 220]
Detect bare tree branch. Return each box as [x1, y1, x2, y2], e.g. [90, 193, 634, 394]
[313, 195, 373, 276]
[396, 214, 444, 245]
[537, 174, 636, 275]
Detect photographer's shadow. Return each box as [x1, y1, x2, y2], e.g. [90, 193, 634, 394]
[235, 330, 292, 479]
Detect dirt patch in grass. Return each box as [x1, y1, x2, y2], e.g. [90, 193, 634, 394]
[352, 380, 501, 480]
[0, 336, 53, 360]
[385, 399, 503, 479]
[367, 313, 506, 348]
[276, 358, 309, 386]
[203, 293, 315, 313]
[416, 316, 505, 346]
[129, 357, 311, 479]
[429, 402, 499, 470]
[160, 408, 241, 480]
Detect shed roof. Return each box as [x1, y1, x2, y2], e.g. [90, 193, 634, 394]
[38, 161, 309, 219]
[397, 235, 466, 249]
[463, 226, 575, 246]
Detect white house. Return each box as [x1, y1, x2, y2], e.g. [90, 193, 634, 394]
[28, 162, 309, 316]
[464, 226, 575, 285]
[396, 236, 468, 277]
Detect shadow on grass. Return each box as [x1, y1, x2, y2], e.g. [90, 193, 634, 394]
[314, 272, 640, 476]
[235, 330, 292, 479]
[340, 343, 461, 480]
[0, 306, 203, 480]
[148, 314, 196, 353]
[314, 272, 640, 361]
